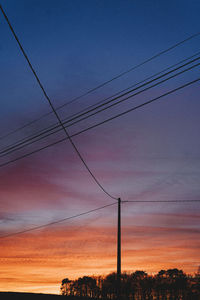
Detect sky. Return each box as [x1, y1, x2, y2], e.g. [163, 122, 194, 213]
[0, 0, 200, 295]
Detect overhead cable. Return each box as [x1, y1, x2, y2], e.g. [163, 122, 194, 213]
[1, 57, 200, 157]
[0, 77, 199, 168]
[0, 5, 199, 142]
[0, 4, 118, 201]
[122, 200, 200, 203]
[0, 202, 117, 239]
[2, 50, 200, 153]
[1, 199, 199, 239]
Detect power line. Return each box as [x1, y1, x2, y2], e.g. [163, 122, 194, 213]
[2, 56, 199, 156]
[0, 76, 199, 169]
[0, 4, 118, 201]
[0, 12, 199, 143]
[2, 51, 200, 154]
[122, 200, 200, 203]
[0, 202, 117, 239]
[17, 50, 200, 145]
[1, 56, 200, 158]
[1, 199, 199, 239]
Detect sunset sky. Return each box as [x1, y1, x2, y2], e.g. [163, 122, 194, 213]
[0, 0, 200, 295]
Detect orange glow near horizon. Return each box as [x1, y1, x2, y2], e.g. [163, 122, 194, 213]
[0, 223, 199, 295]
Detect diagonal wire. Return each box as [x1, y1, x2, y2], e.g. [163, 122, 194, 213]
[1, 49, 199, 154]
[0, 77, 199, 169]
[8, 50, 200, 148]
[1, 199, 199, 239]
[0, 8, 200, 142]
[1, 56, 200, 158]
[0, 4, 118, 200]
[0, 202, 117, 239]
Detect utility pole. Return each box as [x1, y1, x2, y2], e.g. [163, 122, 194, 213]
[117, 197, 121, 299]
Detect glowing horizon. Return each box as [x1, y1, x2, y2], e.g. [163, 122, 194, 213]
[1, 219, 199, 294]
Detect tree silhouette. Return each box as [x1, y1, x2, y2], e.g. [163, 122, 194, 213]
[60, 268, 200, 299]
[60, 278, 71, 296]
[102, 272, 118, 299]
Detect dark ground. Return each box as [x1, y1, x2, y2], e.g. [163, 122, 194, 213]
[0, 292, 62, 299]
[0, 293, 96, 300]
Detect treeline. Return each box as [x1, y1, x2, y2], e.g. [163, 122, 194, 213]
[60, 269, 200, 299]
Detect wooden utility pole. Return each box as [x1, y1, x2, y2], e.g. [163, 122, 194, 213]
[117, 197, 121, 299]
